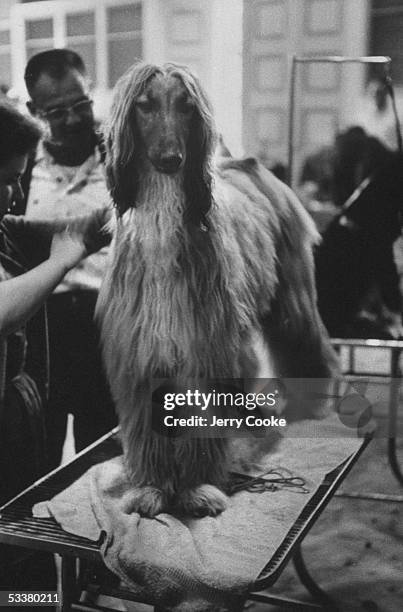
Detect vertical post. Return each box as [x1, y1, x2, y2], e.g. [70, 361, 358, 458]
[142, 0, 166, 65]
[210, 0, 244, 156]
[53, 10, 65, 49]
[287, 56, 297, 188]
[95, 1, 107, 91]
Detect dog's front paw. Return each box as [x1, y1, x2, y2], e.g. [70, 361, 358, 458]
[121, 486, 165, 517]
[176, 484, 228, 517]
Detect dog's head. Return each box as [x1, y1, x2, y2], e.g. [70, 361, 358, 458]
[105, 62, 217, 226]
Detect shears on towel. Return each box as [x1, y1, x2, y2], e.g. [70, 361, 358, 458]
[229, 467, 310, 494]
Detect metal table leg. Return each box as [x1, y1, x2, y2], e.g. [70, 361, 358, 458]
[293, 544, 339, 611]
[60, 556, 78, 612]
[388, 438, 403, 485]
[387, 348, 403, 486]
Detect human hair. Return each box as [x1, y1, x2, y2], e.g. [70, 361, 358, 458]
[0, 102, 42, 166]
[24, 48, 86, 97]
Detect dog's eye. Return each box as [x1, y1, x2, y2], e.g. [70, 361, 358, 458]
[177, 97, 194, 115]
[136, 99, 153, 113]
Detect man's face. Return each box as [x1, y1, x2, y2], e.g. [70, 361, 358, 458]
[28, 68, 95, 150]
[0, 154, 27, 218]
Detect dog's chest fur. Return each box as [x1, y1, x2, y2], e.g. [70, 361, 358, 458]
[96, 171, 279, 411]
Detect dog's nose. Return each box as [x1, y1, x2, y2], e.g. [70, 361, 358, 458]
[155, 153, 183, 174]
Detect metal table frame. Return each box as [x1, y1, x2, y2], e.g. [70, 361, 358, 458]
[0, 429, 370, 612]
[330, 338, 403, 503]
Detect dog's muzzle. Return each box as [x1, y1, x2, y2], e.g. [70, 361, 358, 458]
[154, 153, 184, 174]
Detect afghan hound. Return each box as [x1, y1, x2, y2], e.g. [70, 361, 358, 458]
[96, 62, 338, 518]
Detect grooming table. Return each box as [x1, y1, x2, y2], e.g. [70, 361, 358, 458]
[0, 427, 370, 612]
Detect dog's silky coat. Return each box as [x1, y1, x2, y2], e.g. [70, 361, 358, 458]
[96, 62, 338, 517]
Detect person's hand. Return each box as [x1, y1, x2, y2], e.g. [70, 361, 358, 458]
[68, 208, 113, 255]
[49, 229, 87, 272]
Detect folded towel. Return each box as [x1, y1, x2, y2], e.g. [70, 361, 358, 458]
[34, 416, 362, 611]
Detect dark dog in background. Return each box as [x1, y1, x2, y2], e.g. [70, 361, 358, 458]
[315, 128, 403, 339]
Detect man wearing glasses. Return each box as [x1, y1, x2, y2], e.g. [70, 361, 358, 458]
[21, 49, 116, 470]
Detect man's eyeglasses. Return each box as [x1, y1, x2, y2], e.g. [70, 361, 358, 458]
[38, 98, 94, 122]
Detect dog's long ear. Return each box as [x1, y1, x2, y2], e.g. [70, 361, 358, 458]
[184, 108, 215, 229]
[171, 65, 217, 229]
[105, 99, 140, 217]
[105, 63, 159, 216]
[105, 135, 140, 217]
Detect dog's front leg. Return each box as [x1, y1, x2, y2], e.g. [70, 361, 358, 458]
[175, 484, 228, 517]
[121, 485, 166, 517]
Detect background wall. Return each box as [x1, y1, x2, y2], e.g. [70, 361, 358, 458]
[1, 0, 402, 179]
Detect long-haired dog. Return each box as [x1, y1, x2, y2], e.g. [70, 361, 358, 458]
[96, 62, 338, 518]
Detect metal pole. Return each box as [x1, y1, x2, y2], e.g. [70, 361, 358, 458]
[287, 56, 297, 188]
